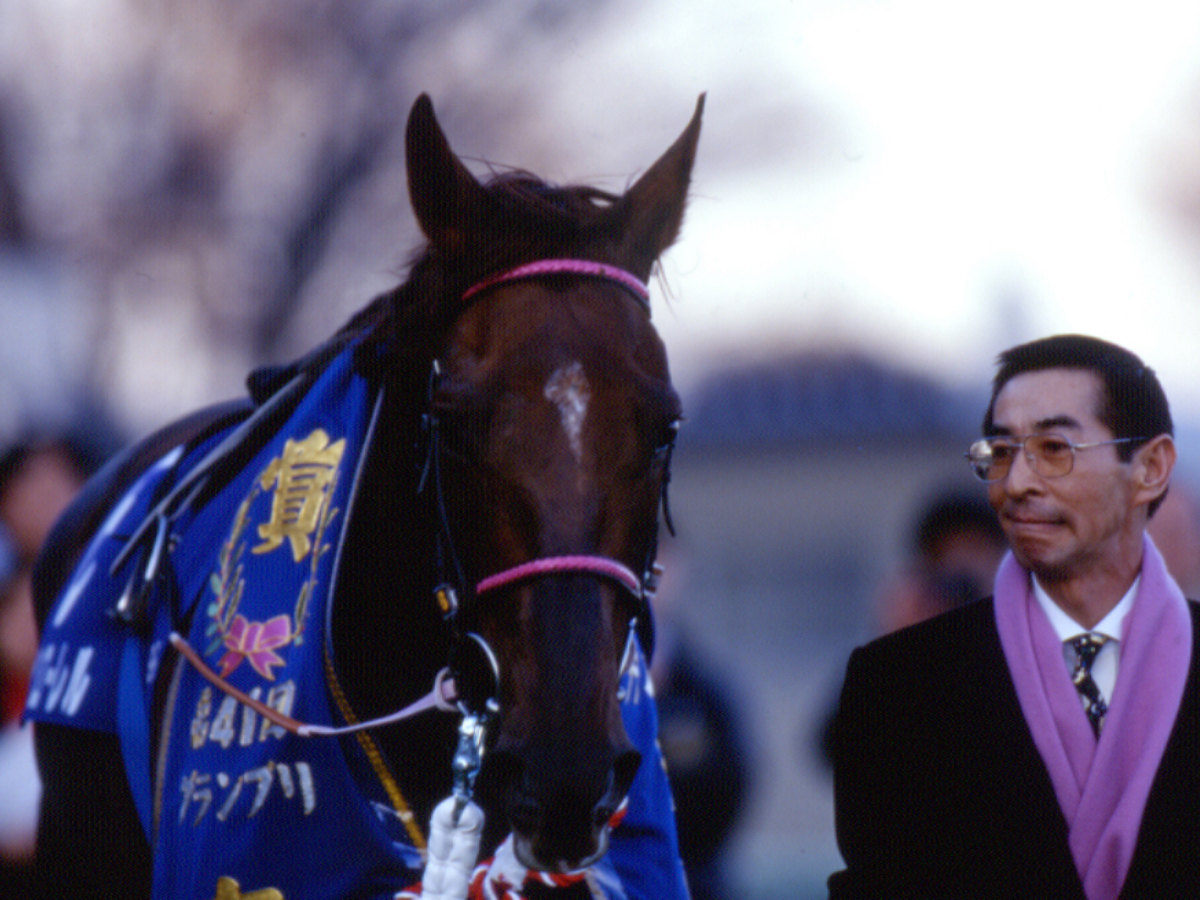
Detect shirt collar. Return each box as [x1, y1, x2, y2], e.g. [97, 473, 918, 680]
[1032, 574, 1140, 643]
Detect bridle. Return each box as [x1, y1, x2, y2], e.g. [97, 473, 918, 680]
[415, 258, 673, 826]
[460, 258, 651, 309]
[421, 259, 671, 710]
[170, 259, 673, 772]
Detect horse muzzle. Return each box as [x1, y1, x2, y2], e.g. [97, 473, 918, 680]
[493, 742, 641, 872]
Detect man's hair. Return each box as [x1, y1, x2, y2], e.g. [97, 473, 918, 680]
[982, 334, 1173, 514]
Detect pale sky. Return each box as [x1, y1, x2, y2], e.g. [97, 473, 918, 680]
[508, 0, 1200, 423]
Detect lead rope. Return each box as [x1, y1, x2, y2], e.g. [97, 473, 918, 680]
[168, 633, 459, 736]
[170, 629, 490, 900]
[171, 577, 645, 900]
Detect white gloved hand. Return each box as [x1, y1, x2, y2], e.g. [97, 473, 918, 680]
[399, 797, 485, 900]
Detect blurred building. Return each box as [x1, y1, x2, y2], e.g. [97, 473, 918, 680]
[667, 350, 985, 900]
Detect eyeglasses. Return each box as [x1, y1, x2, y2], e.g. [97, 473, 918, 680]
[965, 433, 1146, 482]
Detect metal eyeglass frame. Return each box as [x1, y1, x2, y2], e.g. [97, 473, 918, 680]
[965, 433, 1147, 483]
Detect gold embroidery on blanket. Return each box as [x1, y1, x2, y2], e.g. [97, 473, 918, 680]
[213, 875, 284, 900]
[252, 429, 346, 562]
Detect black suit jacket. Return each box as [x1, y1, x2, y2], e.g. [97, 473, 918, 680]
[828, 597, 1200, 900]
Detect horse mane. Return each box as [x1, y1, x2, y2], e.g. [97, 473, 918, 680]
[341, 169, 623, 383]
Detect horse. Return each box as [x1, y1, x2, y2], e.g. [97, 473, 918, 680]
[25, 93, 704, 900]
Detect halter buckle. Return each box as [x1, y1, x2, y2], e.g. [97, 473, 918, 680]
[434, 583, 460, 619]
[449, 633, 501, 716]
[451, 705, 495, 812]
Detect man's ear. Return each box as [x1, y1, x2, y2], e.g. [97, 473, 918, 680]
[1134, 434, 1176, 508]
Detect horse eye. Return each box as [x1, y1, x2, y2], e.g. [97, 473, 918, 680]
[653, 420, 681, 457]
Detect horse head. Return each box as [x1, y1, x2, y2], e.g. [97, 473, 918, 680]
[403, 94, 702, 871]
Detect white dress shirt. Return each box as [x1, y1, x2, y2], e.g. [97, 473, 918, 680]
[1032, 575, 1139, 708]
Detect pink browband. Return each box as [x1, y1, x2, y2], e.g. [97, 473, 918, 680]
[462, 259, 650, 308]
[476, 555, 642, 598]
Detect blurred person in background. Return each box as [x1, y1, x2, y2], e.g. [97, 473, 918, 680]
[0, 518, 38, 896]
[0, 114, 124, 894]
[874, 489, 1009, 634]
[0, 429, 116, 895]
[649, 538, 751, 900]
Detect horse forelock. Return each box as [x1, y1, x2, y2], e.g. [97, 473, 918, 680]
[483, 171, 619, 225]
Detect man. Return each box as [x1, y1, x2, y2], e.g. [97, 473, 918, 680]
[829, 334, 1194, 900]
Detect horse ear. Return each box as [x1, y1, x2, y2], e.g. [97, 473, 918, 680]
[405, 94, 492, 257]
[614, 94, 705, 276]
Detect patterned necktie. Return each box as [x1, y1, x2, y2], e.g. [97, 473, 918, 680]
[1070, 633, 1110, 737]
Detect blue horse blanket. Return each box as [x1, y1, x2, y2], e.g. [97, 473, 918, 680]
[25, 344, 687, 900]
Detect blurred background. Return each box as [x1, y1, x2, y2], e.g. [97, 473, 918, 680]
[2, 0, 1200, 897]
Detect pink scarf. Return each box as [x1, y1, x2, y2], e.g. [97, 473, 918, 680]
[994, 535, 1191, 900]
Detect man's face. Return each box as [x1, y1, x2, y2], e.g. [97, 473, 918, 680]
[986, 368, 1143, 583]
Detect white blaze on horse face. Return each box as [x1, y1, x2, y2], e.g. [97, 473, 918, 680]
[544, 361, 591, 464]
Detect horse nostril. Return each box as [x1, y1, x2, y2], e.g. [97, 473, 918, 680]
[594, 749, 642, 827]
[593, 803, 615, 829]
